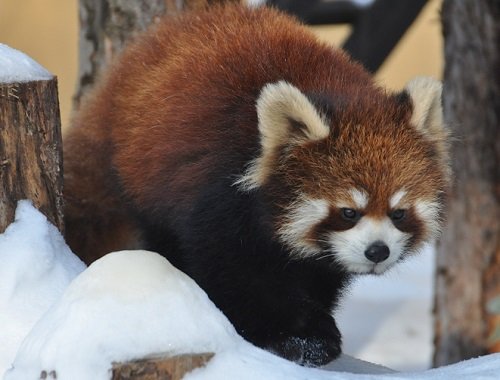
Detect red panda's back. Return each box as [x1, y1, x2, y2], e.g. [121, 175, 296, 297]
[64, 4, 376, 261]
[97, 5, 373, 205]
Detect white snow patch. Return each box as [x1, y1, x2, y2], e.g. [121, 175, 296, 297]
[1, 205, 500, 379]
[186, 348, 395, 380]
[0, 44, 52, 83]
[0, 201, 86, 375]
[4, 250, 240, 380]
[187, 352, 500, 380]
[338, 245, 435, 370]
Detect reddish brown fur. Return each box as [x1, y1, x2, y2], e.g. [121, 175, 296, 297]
[66, 5, 364, 260]
[284, 114, 445, 214]
[65, 4, 447, 262]
[63, 4, 449, 365]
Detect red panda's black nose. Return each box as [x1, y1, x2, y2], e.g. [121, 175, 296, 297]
[365, 241, 390, 263]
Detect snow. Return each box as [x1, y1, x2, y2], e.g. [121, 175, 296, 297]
[4, 250, 239, 380]
[0, 201, 85, 375]
[0, 44, 53, 83]
[186, 351, 500, 380]
[337, 247, 435, 370]
[2, 201, 500, 379]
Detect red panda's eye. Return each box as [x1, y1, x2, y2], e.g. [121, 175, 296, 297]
[390, 209, 406, 222]
[341, 208, 360, 222]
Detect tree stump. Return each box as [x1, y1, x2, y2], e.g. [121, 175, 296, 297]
[0, 75, 63, 233]
[112, 353, 214, 380]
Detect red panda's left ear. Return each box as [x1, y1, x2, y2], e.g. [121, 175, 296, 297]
[234, 81, 329, 191]
[256, 81, 330, 147]
[405, 77, 451, 178]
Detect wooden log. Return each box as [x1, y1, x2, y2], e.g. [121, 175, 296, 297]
[0, 76, 64, 233]
[112, 353, 214, 380]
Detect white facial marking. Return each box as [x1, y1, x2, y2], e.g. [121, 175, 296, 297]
[390, 189, 407, 209]
[335, 188, 369, 210]
[415, 199, 442, 241]
[350, 188, 369, 209]
[278, 198, 329, 258]
[329, 216, 411, 274]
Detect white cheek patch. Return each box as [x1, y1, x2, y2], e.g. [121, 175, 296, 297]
[415, 199, 442, 241]
[278, 198, 329, 258]
[329, 217, 411, 274]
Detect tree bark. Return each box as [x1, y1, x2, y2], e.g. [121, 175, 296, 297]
[112, 353, 213, 380]
[0, 78, 64, 233]
[434, 0, 500, 366]
[75, 0, 238, 106]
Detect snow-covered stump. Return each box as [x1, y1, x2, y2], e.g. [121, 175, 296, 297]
[0, 44, 63, 233]
[112, 353, 214, 380]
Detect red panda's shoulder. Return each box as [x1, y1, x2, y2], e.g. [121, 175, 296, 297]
[68, 4, 382, 209]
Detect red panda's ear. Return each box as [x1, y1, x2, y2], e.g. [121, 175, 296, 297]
[405, 77, 443, 135]
[234, 81, 329, 191]
[256, 81, 330, 147]
[405, 77, 450, 178]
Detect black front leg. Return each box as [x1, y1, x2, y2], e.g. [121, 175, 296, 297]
[198, 257, 345, 367]
[248, 296, 342, 367]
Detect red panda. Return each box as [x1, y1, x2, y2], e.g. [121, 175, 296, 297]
[63, 4, 450, 366]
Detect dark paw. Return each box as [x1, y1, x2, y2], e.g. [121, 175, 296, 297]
[271, 335, 341, 367]
[266, 316, 342, 367]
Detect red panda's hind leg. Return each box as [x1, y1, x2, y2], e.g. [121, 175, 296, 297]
[63, 129, 142, 265]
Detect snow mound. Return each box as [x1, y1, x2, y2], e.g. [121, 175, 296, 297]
[1, 204, 500, 380]
[186, 351, 500, 380]
[0, 44, 52, 83]
[4, 250, 241, 380]
[0, 201, 86, 375]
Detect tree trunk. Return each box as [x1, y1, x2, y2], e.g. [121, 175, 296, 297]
[434, 0, 500, 366]
[0, 78, 64, 233]
[112, 353, 213, 380]
[75, 0, 238, 106]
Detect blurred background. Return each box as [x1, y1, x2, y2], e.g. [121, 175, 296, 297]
[0, 0, 78, 130]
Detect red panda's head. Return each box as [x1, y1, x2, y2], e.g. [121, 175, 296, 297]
[236, 78, 449, 275]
